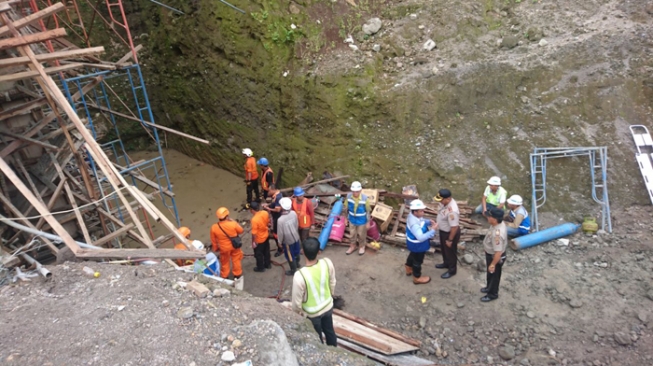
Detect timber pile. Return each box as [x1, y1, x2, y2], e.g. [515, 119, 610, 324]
[0, 1, 203, 270]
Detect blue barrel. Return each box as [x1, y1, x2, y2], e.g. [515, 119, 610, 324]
[510, 223, 580, 251]
[319, 198, 344, 251]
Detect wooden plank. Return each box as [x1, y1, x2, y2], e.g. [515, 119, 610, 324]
[338, 339, 439, 366]
[0, 130, 59, 150]
[75, 248, 203, 260]
[334, 324, 393, 354]
[391, 204, 405, 237]
[333, 316, 419, 355]
[0, 63, 84, 83]
[279, 175, 350, 193]
[96, 207, 147, 244]
[333, 309, 421, 347]
[0, 2, 65, 37]
[91, 223, 134, 247]
[0, 28, 67, 51]
[0, 47, 105, 68]
[0, 97, 47, 121]
[116, 44, 143, 64]
[113, 162, 175, 197]
[59, 61, 117, 70]
[0, 192, 59, 254]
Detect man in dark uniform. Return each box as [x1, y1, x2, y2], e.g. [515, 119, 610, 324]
[481, 208, 508, 302]
[434, 189, 460, 279]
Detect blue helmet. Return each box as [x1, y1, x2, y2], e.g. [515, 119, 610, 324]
[293, 187, 305, 196]
[257, 157, 269, 166]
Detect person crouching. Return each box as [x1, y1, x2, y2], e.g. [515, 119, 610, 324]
[405, 199, 437, 285]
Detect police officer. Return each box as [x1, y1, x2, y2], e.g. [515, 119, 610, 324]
[481, 208, 508, 302]
[433, 189, 460, 279]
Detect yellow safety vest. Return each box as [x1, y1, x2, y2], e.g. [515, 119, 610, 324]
[299, 259, 333, 315]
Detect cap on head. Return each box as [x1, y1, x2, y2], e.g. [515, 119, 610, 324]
[487, 176, 502, 186]
[507, 194, 523, 205]
[409, 199, 426, 210]
[280, 197, 292, 211]
[242, 148, 253, 157]
[191, 240, 205, 251]
[488, 207, 504, 220]
[257, 157, 269, 166]
[178, 226, 191, 238]
[433, 189, 452, 202]
[293, 187, 305, 196]
[249, 201, 260, 211]
[216, 207, 229, 219]
[350, 181, 362, 192]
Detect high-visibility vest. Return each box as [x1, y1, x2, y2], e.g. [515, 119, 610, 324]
[299, 259, 333, 315]
[292, 198, 311, 229]
[486, 187, 507, 206]
[510, 206, 531, 235]
[261, 168, 274, 191]
[347, 193, 368, 226]
[406, 215, 431, 253]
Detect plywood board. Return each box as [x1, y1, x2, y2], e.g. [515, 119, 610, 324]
[338, 339, 439, 366]
[333, 315, 419, 355]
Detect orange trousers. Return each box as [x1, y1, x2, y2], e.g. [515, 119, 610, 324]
[219, 248, 243, 278]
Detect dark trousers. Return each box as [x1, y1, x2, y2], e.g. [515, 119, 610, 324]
[485, 252, 506, 298]
[246, 180, 260, 204]
[406, 251, 426, 278]
[309, 308, 337, 346]
[284, 241, 301, 263]
[254, 238, 271, 269]
[299, 228, 310, 243]
[439, 229, 460, 274]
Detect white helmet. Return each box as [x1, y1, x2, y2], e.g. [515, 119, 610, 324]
[350, 181, 362, 192]
[409, 199, 426, 210]
[507, 195, 523, 205]
[279, 197, 292, 211]
[191, 240, 205, 250]
[242, 148, 253, 157]
[487, 176, 501, 185]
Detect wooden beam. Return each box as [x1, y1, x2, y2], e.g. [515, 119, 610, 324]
[13, 157, 44, 206]
[391, 204, 405, 237]
[34, 178, 66, 230]
[96, 207, 147, 244]
[0, 47, 105, 68]
[0, 63, 83, 83]
[0, 97, 47, 121]
[0, 2, 65, 37]
[0, 28, 67, 51]
[113, 163, 175, 197]
[0, 130, 59, 150]
[279, 175, 350, 193]
[116, 44, 143, 64]
[333, 309, 422, 347]
[75, 248, 204, 260]
[0, 192, 59, 254]
[91, 223, 134, 247]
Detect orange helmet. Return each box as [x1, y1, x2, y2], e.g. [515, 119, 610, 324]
[216, 207, 229, 219]
[178, 226, 191, 238]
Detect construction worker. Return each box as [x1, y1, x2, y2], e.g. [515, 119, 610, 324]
[277, 197, 301, 276]
[250, 202, 271, 272]
[263, 184, 284, 257]
[242, 148, 260, 207]
[258, 157, 275, 200]
[434, 189, 460, 279]
[481, 208, 508, 302]
[210, 207, 245, 290]
[174, 227, 196, 266]
[474, 176, 507, 216]
[345, 181, 371, 256]
[292, 187, 315, 243]
[504, 194, 531, 238]
[292, 237, 337, 347]
[405, 199, 437, 285]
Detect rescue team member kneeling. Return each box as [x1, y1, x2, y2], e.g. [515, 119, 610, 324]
[481, 208, 508, 302]
[292, 237, 337, 347]
[405, 200, 437, 285]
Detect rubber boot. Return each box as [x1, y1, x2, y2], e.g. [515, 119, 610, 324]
[413, 276, 431, 285]
[405, 265, 413, 276]
[294, 256, 302, 269]
[285, 261, 298, 276]
[234, 276, 244, 291]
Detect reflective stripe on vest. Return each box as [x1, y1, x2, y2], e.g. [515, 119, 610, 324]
[293, 198, 311, 228]
[486, 187, 507, 206]
[347, 194, 368, 216]
[510, 208, 531, 231]
[406, 220, 428, 243]
[299, 259, 333, 315]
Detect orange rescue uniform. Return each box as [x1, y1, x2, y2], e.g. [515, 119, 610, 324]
[244, 157, 259, 181]
[261, 167, 274, 192]
[251, 210, 270, 244]
[173, 243, 194, 266]
[292, 198, 315, 229]
[210, 220, 244, 278]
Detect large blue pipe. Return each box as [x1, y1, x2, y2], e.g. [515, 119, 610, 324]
[510, 222, 580, 251]
[319, 198, 343, 251]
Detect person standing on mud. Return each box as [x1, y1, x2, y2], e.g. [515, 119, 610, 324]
[292, 187, 315, 243]
[277, 197, 302, 276]
[250, 202, 271, 272]
[292, 237, 337, 347]
[242, 148, 259, 208]
[405, 200, 437, 285]
[258, 157, 275, 200]
[434, 189, 460, 279]
[481, 208, 508, 302]
[211, 207, 245, 289]
[263, 184, 284, 257]
[345, 181, 371, 256]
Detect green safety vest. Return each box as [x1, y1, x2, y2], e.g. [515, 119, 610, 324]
[299, 259, 333, 315]
[486, 187, 507, 206]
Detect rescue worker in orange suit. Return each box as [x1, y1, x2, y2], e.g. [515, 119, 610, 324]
[292, 187, 315, 243]
[258, 157, 275, 200]
[242, 148, 259, 208]
[250, 202, 271, 272]
[210, 207, 245, 289]
[263, 184, 284, 257]
[174, 227, 194, 266]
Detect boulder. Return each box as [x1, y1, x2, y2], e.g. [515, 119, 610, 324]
[363, 18, 382, 35]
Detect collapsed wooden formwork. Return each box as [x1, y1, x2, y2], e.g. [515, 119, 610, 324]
[0, 1, 203, 270]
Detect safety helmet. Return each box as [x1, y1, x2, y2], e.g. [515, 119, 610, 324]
[487, 176, 502, 186]
[350, 181, 362, 192]
[191, 240, 205, 251]
[293, 187, 305, 196]
[242, 148, 253, 157]
[507, 195, 523, 205]
[279, 197, 292, 211]
[216, 207, 229, 219]
[257, 157, 269, 166]
[409, 199, 426, 210]
[178, 226, 191, 238]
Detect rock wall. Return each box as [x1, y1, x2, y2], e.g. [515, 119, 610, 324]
[130, 0, 653, 213]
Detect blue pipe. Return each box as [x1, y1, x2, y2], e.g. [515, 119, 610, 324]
[510, 223, 580, 250]
[319, 198, 343, 251]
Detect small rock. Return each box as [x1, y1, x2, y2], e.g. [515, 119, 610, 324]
[539, 39, 549, 47]
[419, 316, 427, 328]
[362, 18, 382, 35]
[372, 44, 381, 52]
[499, 345, 515, 360]
[637, 312, 648, 323]
[614, 332, 632, 346]
[409, 13, 417, 20]
[487, 356, 494, 363]
[476, 259, 486, 272]
[526, 311, 535, 319]
[177, 307, 193, 319]
[557, 238, 569, 246]
[457, 302, 465, 308]
[232, 339, 242, 348]
[501, 35, 519, 49]
[289, 3, 300, 14]
[520, 358, 530, 365]
[221, 351, 236, 362]
[463, 254, 474, 264]
[423, 39, 436, 51]
[569, 299, 583, 308]
[162, 300, 170, 307]
[646, 290, 653, 301]
[214, 288, 231, 297]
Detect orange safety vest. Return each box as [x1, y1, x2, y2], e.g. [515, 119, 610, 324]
[292, 198, 311, 229]
[261, 167, 274, 191]
[244, 157, 259, 180]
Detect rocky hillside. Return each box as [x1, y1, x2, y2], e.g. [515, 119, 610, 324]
[130, 0, 651, 212]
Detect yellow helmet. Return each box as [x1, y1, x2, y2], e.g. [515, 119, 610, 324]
[216, 207, 229, 219]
